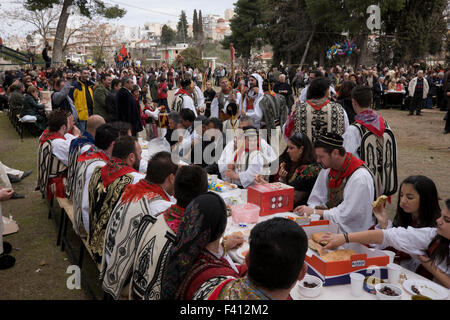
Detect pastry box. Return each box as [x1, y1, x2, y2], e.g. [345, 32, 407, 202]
[247, 182, 294, 216]
[302, 220, 389, 286]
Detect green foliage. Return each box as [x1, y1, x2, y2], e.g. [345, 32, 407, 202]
[177, 10, 189, 43]
[222, 0, 269, 59]
[161, 24, 176, 46]
[180, 47, 204, 71]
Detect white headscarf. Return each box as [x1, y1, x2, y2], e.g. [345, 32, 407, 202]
[249, 73, 263, 94]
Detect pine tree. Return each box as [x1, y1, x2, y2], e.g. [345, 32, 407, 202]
[193, 9, 199, 42]
[176, 10, 188, 43]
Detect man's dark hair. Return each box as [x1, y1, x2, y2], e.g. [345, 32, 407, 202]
[54, 78, 65, 89]
[110, 121, 132, 136]
[174, 165, 208, 208]
[180, 79, 192, 89]
[112, 135, 137, 160]
[121, 76, 131, 86]
[111, 78, 121, 90]
[145, 151, 179, 185]
[310, 70, 323, 78]
[168, 112, 182, 124]
[195, 115, 208, 125]
[47, 109, 68, 132]
[95, 124, 120, 150]
[180, 108, 196, 123]
[100, 73, 111, 82]
[307, 77, 330, 100]
[248, 218, 307, 291]
[205, 117, 223, 132]
[351, 85, 373, 109]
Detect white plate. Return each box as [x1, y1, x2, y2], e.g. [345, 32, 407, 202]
[236, 243, 249, 261]
[403, 279, 449, 300]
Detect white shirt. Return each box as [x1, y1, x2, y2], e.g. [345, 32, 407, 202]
[181, 94, 198, 117]
[382, 227, 449, 275]
[52, 133, 78, 166]
[193, 86, 205, 108]
[210, 91, 242, 119]
[242, 92, 264, 129]
[299, 85, 337, 103]
[144, 108, 160, 121]
[307, 167, 375, 233]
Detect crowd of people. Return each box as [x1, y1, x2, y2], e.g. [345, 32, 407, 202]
[0, 59, 449, 298]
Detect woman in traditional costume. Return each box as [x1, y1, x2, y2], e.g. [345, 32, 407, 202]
[321, 198, 450, 289]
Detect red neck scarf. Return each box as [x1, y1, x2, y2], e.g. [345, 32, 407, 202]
[329, 153, 365, 189]
[77, 147, 110, 163]
[121, 179, 170, 204]
[306, 99, 330, 111]
[40, 129, 65, 146]
[175, 89, 191, 97]
[163, 204, 186, 234]
[100, 157, 137, 188]
[355, 109, 386, 138]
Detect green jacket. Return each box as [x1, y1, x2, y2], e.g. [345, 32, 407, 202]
[21, 94, 45, 117]
[93, 84, 111, 120]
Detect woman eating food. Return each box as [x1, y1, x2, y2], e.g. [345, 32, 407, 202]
[319, 198, 450, 289]
[371, 176, 441, 277]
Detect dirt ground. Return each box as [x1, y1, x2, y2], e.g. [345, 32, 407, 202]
[0, 105, 449, 300]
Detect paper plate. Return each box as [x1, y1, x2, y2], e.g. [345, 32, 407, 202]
[403, 279, 449, 300]
[236, 244, 249, 261]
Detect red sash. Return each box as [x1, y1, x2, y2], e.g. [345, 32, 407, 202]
[329, 153, 365, 189]
[100, 157, 137, 188]
[120, 179, 170, 204]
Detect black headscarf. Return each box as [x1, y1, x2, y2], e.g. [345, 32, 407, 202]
[161, 192, 227, 300]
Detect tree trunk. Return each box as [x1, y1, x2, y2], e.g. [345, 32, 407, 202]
[52, 0, 73, 66]
[300, 25, 315, 70]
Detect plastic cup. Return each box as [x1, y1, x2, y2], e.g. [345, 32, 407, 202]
[382, 250, 396, 264]
[310, 214, 320, 221]
[387, 263, 402, 284]
[350, 272, 365, 297]
[210, 174, 218, 183]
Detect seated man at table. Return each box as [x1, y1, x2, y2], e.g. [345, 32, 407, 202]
[72, 123, 119, 237]
[66, 114, 105, 199]
[295, 132, 375, 233]
[343, 86, 398, 198]
[218, 116, 278, 188]
[130, 165, 209, 300]
[101, 151, 178, 300]
[210, 217, 308, 300]
[38, 110, 81, 200]
[87, 135, 145, 263]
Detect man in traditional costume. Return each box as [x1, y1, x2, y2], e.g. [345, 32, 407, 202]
[72, 124, 119, 237]
[130, 165, 209, 300]
[210, 77, 241, 120]
[87, 135, 145, 263]
[295, 133, 375, 233]
[218, 119, 278, 189]
[284, 77, 348, 144]
[242, 73, 264, 129]
[101, 151, 178, 300]
[343, 86, 398, 198]
[171, 79, 197, 117]
[37, 110, 80, 201]
[66, 115, 105, 199]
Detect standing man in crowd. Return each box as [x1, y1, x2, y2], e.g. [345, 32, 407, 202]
[93, 74, 112, 121]
[116, 77, 143, 136]
[72, 68, 94, 131]
[408, 70, 429, 116]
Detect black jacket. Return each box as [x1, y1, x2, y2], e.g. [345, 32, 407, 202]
[116, 87, 143, 135]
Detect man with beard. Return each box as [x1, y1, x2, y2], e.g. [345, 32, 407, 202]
[210, 77, 241, 120]
[242, 73, 264, 129]
[87, 135, 145, 263]
[294, 133, 375, 233]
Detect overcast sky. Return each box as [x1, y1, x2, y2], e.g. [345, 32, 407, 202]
[101, 0, 236, 26]
[0, 0, 237, 37]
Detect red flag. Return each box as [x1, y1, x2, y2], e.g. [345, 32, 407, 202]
[230, 43, 235, 62]
[120, 45, 127, 57]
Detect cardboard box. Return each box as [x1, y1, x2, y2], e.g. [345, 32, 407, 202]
[247, 182, 294, 216]
[302, 220, 389, 286]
